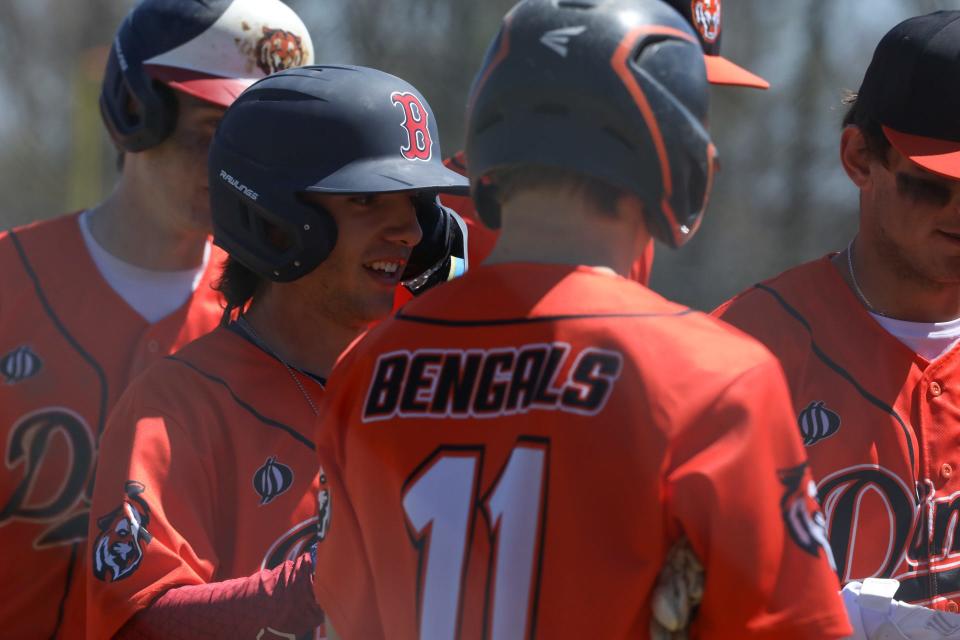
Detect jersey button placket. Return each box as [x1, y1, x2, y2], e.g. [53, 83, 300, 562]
[930, 381, 943, 397]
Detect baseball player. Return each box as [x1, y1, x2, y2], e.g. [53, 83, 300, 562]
[0, 1, 312, 637]
[311, 1, 851, 638]
[439, 0, 769, 283]
[715, 10, 960, 616]
[86, 65, 469, 639]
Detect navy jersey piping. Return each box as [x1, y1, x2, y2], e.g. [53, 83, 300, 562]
[9, 229, 108, 638]
[51, 542, 78, 639]
[166, 355, 315, 451]
[9, 229, 109, 436]
[395, 309, 695, 328]
[754, 283, 918, 501]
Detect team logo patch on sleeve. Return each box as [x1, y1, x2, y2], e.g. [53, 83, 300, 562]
[2, 346, 42, 384]
[92, 481, 153, 583]
[778, 463, 836, 571]
[798, 400, 841, 446]
[317, 467, 331, 542]
[254, 456, 294, 505]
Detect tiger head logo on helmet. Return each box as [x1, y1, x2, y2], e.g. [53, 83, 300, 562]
[256, 27, 308, 74]
[91, 481, 153, 583]
[691, 0, 722, 43]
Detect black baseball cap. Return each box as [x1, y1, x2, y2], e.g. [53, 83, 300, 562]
[858, 11, 960, 180]
[663, 0, 769, 89]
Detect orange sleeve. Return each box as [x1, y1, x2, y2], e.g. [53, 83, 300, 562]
[667, 358, 851, 640]
[311, 345, 386, 638]
[86, 388, 219, 639]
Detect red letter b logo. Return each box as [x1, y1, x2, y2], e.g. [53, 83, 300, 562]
[391, 92, 434, 161]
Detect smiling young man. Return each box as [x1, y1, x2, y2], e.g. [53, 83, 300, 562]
[715, 10, 960, 616]
[86, 64, 468, 639]
[0, 1, 312, 637]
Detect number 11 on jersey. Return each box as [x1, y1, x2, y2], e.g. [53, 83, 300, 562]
[402, 438, 550, 640]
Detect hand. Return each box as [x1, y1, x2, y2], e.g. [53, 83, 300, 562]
[650, 537, 704, 640]
[842, 578, 960, 639]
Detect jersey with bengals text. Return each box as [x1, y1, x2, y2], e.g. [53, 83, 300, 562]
[0, 213, 223, 639]
[86, 326, 322, 639]
[312, 263, 851, 639]
[715, 255, 960, 610]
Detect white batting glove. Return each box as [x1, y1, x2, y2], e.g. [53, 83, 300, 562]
[650, 537, 704, 640]
[842, 578, 960, 639]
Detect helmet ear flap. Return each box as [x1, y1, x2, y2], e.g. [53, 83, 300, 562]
[100, 46, 178, 152]
[212, 186, 339, 283]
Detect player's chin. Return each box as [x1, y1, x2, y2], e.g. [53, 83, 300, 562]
[931, 258, 960, 284]
[357, 291, 397, 324]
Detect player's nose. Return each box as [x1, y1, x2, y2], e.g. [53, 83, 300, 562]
[381, 193, 422, 247]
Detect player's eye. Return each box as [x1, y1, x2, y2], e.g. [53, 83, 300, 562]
[349, 195, 378, 207]
[896, 173, 954, 208]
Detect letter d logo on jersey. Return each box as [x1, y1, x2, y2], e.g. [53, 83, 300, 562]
[391, 91, 433, 161]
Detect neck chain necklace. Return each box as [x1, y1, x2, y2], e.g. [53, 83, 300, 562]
[235, 316, 321, 417]
[846, 237, 887, 318]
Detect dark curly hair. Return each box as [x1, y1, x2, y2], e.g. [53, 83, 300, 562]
[214, 256, 264, 325]
[841, 91, 890, 166]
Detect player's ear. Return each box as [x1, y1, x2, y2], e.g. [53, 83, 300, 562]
[840, 126, 874, 189]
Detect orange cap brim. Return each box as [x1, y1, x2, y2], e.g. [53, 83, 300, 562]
[883, 125, 960, 180]
[704, 55, 770, 90]
[146, 65, 257, 109]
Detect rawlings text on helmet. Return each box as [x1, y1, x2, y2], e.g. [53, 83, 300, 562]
[220, 169, 259, 201]
[92, 481, 153, 582]
[691, 0, 721, 43]
[391, 92, 434, 161]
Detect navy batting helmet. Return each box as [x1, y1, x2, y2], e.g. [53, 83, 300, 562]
[100, 0, 313, 152]
[208, 65, 469, 283]
[466, 0, 716, 249]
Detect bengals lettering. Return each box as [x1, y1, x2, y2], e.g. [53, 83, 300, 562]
[363, 343, 623, 421]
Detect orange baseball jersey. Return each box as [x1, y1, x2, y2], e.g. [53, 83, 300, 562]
[312, 263, 852, 639]
[715, 255, 960, 610]
[86, 325, 323, 639]
[0, 213, 223, 638]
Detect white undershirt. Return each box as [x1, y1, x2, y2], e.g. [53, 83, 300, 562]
[871, 312, 960, 361]
[78, 210, 210, 323]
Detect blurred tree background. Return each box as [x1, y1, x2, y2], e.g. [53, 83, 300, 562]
[0, 0, 952, 310]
